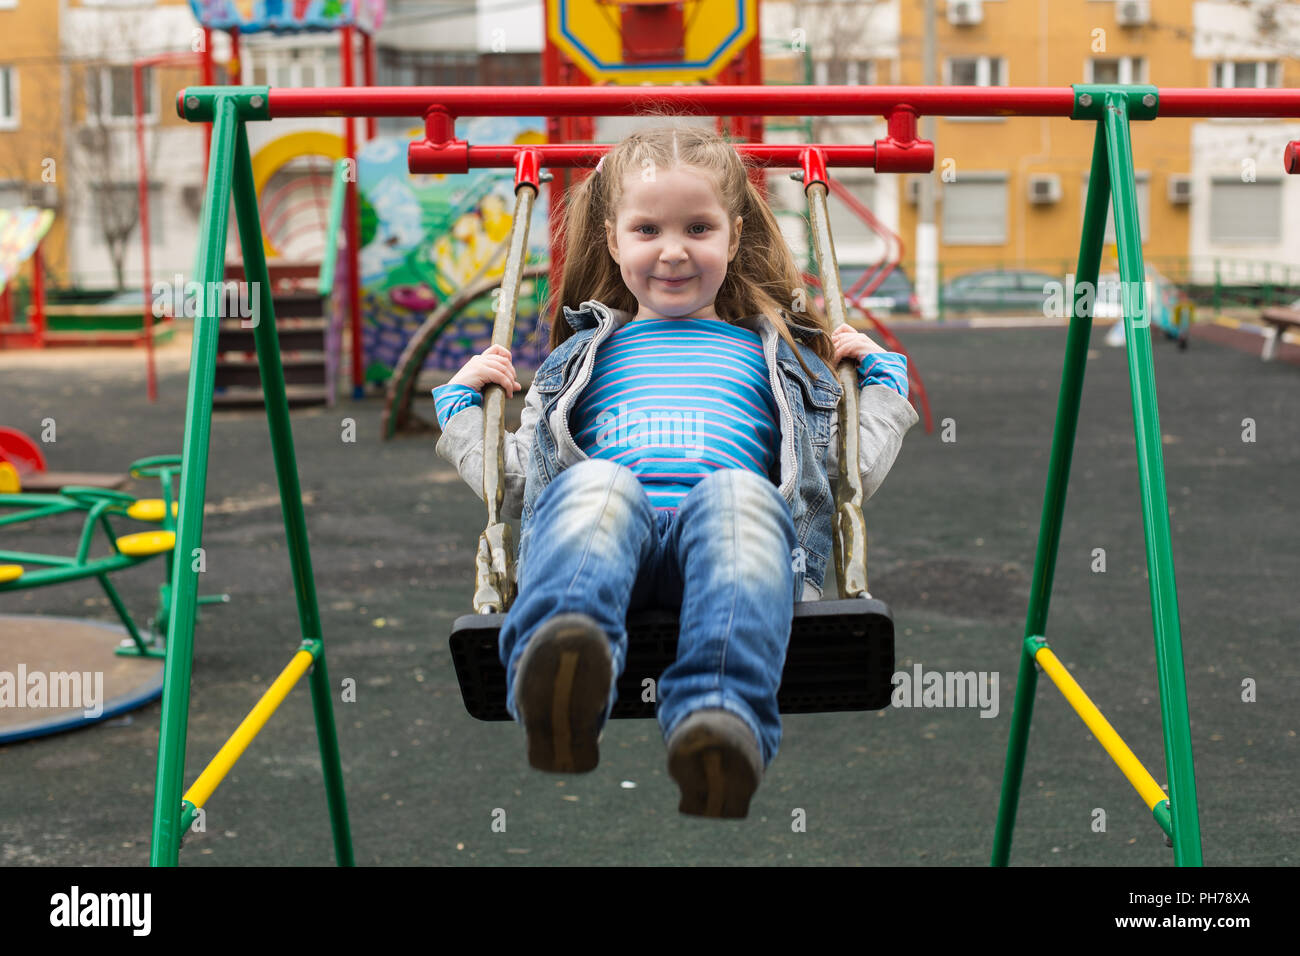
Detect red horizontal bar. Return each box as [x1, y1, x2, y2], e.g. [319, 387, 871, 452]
[1155, 88, 1300, 118]
[179, 84, 1300, 123]
[265, 85, 1077, 118]
[407, 143, 881, 174]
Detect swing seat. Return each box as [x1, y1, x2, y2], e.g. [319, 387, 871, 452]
[450, 597, 895, 721]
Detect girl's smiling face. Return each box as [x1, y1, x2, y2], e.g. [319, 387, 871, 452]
[605, 165, 742, 322]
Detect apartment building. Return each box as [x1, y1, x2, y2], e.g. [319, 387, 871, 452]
[895, 0, 1300, 283]
[0, 0, 543, 290]
[0, 0, 69, 278]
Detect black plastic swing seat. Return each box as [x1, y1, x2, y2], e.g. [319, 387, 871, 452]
[449, 597, 895, 721]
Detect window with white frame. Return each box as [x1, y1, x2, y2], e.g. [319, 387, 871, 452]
[1212, 61, 1280, 89]
[1210, 178, 1282, 242]
[814, 59, 875, 86]
[944, 56, 1004, 87]
[247, 44, 338, 89]
[1087, 57, 1146, 85]
[942, 175, 1008, 245]
[90, 66, 156, 122]
[0, 67, 16, 129]
[1082, 173, 1150, 243]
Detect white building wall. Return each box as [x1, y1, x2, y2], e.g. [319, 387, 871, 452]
[477, 0, 543, 53]
[63, 3, 206, 287]
[1189, 1, 1300, 282]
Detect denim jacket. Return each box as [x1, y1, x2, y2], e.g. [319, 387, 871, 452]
[435, 299, 919, 602]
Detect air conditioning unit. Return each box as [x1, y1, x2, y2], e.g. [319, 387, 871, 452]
[1027, 174, 1062, 205]
[1116, 0, 1150, 27]
[1167, 175, 1193, 205]
[24, 183, 59, 209]
[947, 0, 983, 27]
[905, 177, 923, 205]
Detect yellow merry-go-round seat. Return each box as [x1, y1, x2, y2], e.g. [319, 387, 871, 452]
[126, 499, 179, 522]
[115, 531, 177, 557]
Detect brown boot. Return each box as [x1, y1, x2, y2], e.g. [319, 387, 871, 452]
[513, 613, 613, 773]
[666, 709, 763, 819]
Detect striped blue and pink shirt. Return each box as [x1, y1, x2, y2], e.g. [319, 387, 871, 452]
[433, 317, 908, 512]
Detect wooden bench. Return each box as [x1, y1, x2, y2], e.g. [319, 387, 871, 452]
[1259, 307, 1300, 361]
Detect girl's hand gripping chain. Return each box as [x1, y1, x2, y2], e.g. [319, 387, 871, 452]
[449, 343, 522, 396]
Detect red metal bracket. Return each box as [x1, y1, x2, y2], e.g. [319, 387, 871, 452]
[1285, 141, 1300, 174]
[514, 148, 542, 192]
[873, 107, 934, 173]
[408, 107, 469, 174]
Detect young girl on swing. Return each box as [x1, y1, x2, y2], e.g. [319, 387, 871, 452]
[433, 123, 918, 818]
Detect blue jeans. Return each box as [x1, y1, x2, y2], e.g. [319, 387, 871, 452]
[501, 458, 797, 768]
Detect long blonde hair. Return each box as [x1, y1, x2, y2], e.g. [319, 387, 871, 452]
[543, 121, 832, 378]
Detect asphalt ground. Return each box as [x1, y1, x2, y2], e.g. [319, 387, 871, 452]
[0, 319, 1295, 867]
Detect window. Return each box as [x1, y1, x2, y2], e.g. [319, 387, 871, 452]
[945, 56, 1004, 87]
[91, 66, 155, 122]
[1082, 173, 1150, 243]
[375, 49, 539, 134]
[0, 66, 15, 129]
[1210, 179, 1283, 242]
[479, 53, 542, 87]
[1213, 61, 1280, 89]
[377, 48, 478, 88]
[944, 57, 1005, 121]
[244, 45, 339, 89]
[942, 175, 1008, 245]
[814, 60, 876, 86]
[0, 181, 23, 208]
[1087, 57, 1146, 85]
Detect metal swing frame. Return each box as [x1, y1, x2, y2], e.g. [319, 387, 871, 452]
[151, 80, 1292, 866]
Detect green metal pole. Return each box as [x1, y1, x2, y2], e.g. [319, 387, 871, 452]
[316, 159, 349, 298]
[992, 119, 1110, 866]
[150, 96, 239, 867]
[231, 122, 354, 866]
[97, 573, 150, 653]
[1102, 92, 1202, 866]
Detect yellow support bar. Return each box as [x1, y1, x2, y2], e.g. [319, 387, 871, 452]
[183, 645, 318, 810]
[1032, 644, 1168, 811]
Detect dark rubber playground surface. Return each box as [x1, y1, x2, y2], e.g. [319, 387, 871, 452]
[1, 321, 1295, 866]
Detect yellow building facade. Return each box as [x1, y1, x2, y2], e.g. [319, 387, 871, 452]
[0, 0, 66, 277]
[897, 0, 1201, 277]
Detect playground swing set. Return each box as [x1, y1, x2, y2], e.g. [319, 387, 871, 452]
[141, 78, 1300, 869]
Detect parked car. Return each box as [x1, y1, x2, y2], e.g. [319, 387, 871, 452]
[812, 264, 919, 315]
[940, 269, 1062, 314]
